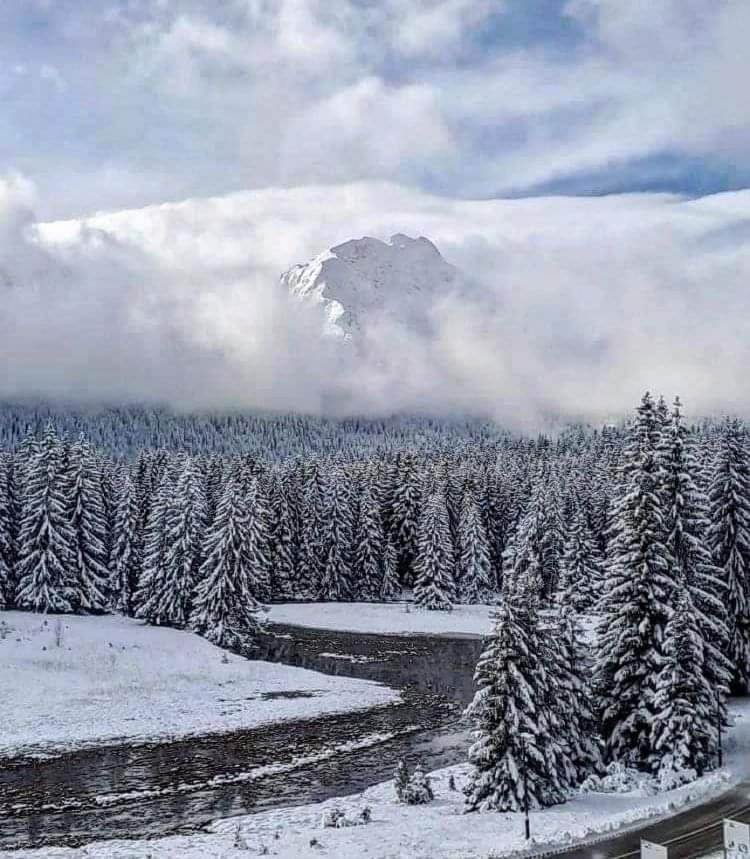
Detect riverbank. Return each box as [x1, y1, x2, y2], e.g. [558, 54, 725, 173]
[0, 611, 399, 758]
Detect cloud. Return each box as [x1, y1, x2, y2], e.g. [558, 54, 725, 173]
[4, 0, 749, 218]
[0, 176, 742, 428]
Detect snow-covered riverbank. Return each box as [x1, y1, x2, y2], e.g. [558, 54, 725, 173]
[0, 612, 400, 758]
[267, 601, 496, 636]
[7, 701, 750, 859]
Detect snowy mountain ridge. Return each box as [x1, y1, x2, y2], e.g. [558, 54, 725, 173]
[280, 233, 465, 337]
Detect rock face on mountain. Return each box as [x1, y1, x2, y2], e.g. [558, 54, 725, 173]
[280, 233, 465, 337]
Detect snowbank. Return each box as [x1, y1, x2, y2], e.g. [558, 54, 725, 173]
[9, 703, 750, 859]
[0, 612, 399, 758]
[267, 601, 496, 636]
[1, 759, 730, 859]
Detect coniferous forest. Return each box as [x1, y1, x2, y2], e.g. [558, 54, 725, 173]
[1, 393, 749, 807]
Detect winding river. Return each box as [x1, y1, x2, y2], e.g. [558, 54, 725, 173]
[0, 621, 484, 850]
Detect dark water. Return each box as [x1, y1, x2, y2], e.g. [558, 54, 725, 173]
[0, 623, 484, 850]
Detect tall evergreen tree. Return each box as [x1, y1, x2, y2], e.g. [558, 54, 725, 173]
[380, 536, 401, 601]
[15, 424, 77, 613]
[456, 484, 493, 604]
[190, 474, 264, 648]
[389, 452, 423, 585]
[111, 470, 140, 616]
[317, 468, 354, 601]
[651, 589, 715, 782]
[708, 418, 750, 693]
[353, 478, 386, 600]
[67, 434, 111, 613]
[413, 491, 456, 610]
[134, 470, 173, 622]
[0, 454, 13, 609]
[660, 398, 731, 724]
[557, 506, 603, 612]
[594, 393, 678, 770]
[464, 596, 566, 812]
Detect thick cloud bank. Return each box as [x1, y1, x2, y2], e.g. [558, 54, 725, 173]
[3, 175, 750, 428]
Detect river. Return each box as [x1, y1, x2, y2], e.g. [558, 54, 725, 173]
[0, 620, 484, 850]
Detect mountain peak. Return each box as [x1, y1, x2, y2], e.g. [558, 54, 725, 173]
[280, 233, 463, 337]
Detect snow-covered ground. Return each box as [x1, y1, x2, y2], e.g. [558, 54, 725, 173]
[9, 702, 750, 859]
[267, 601, 497, 636]
[0, 612, 400, 758]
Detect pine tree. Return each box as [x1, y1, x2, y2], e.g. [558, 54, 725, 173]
[267, 472, 297, 600]
[389, 453, 423, 585]
[651, 589, 715, 783]
[190, 474, 264, 648]
[0, 454, 13, 609]
[317, 468, 354, 601]
[15, 424, 77, 613]
[380, 536, 401, 601]
[456, 485, 493, 604]
[594, 392, 678, 770]
[413, 492, 456, 610]
[154, 457, 206, 627]
[547, 604, 603, 785]
[708, 418, 750, 693]
[298, 460, 326, 599]
[660, 398, 731, 727]
[353, 479, 386, 600]
[464, 598, 566, 812]
[67, 434, 111, 613]
[558, 507, 603, 612]
[111, 470, 140, 616]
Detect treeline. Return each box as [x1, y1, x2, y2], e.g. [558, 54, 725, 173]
[465, 394, 749, 805]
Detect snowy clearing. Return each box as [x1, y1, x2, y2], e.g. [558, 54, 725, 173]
[9, 702, 750, 859]
[267, 601, 497, 636]
[0, 612, 400, 758]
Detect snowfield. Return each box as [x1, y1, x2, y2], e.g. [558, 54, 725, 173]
[267, 601, 497, 636]
[0, 612, 400, 758]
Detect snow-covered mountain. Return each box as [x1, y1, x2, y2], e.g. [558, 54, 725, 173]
[280, 233, 465, 338]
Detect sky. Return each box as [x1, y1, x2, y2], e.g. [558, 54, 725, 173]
[2, 0, 750, 426]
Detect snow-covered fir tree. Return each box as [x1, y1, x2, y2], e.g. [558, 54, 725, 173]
[134, 470, 174, 624]
[594, 392, 678, 770]
[380, 536, 401, 601]
[413, 491, 456, 610]
[464, 590, 566, 812]
[708, 418, 750, 693]
[659, 398, 731, 727]
[557, 506, 603, 612]
[267, 472, 297, 600]
[190, 474, 264, 648]
[353, 478, 387, 600]
[67, 434, 111, 613]
[388, 452, 423, 585]
[317, 467, 354, 601]
[14, 424, 77, 613]
[651, 589, 715, 784]
[0, 454, 13, 608]
[456, 484, 493, 604]
[111, 470, 140, 616]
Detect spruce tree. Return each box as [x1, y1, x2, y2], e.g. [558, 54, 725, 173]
[413, 491, 456, 610]
[708, 418, 750, 693]
[389, 452, 423, 585]
[464, 597, 566, 812]
[594, 393, 678, 770]
[0, 454, 13, 609]
[456, 485, 493, 604]
[67, 434, 111, 613]
[15, 424, 77, 613]
[660, 398, 731, 727]
[134, 469, 173, 622]
[380, 536, 401, 601]
[267, 472, 297, 600]
[651, 589, 715, 783]
[353, 479, 386, 600]
[558, 507, 603, 612]
[151, 457, 206, 627]
[111, 470, 140, 616]
[190, 474, 264, 648]
[317, 468, 354, 601]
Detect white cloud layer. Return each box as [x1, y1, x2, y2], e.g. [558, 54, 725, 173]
[0, 175, 745, 428]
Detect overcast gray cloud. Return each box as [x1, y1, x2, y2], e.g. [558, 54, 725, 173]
[0, 177, 740, 428]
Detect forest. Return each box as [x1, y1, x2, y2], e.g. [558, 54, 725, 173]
[0, 393, 747, 807]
